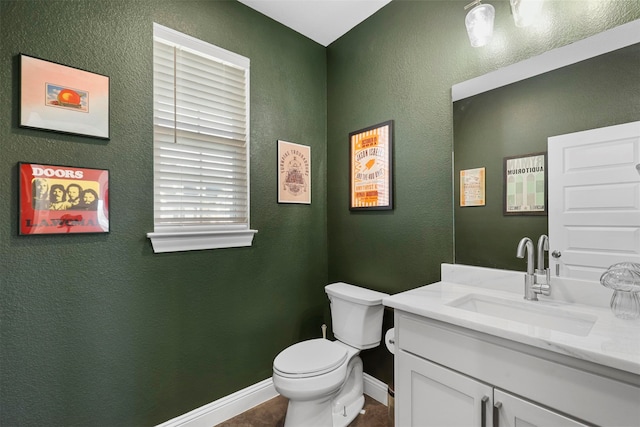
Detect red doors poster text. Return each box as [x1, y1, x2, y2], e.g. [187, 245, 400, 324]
[19, 163, 109, 235]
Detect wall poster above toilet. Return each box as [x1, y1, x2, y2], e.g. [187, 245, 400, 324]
[349, 120, 394, 210]
[278, 140, 311, 204]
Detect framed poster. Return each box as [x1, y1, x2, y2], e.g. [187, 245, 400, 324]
[460, 167, 485, 207]
[504, 152, 547, 215]
[278, 140, 311, 204]
[20, 54, 110, 139]
[349, 120, 393, 210]
[18, 162, 110, 235]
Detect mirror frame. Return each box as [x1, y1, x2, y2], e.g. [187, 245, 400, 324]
[452, 20, 640, 102]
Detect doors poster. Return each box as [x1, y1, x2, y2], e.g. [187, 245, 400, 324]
[349, 120, 393, 210]
[19, 163, 110, 235]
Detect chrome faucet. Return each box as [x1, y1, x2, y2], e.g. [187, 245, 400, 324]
[516, 237, 537, 300]
[536, 234, 551, 288]
[517, 236, 551, 301]
[536, 234, 549, 274]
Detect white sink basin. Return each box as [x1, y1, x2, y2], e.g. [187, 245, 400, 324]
[448, 294, 597, 336]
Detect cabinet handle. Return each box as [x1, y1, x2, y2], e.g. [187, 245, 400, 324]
[481, 396, 489, 427]
[493, 401, 502, 427]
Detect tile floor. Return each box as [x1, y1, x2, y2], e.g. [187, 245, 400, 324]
[214, 394, 390, 427]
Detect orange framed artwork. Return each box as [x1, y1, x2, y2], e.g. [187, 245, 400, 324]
[20, 54, 110, 139]
[460, 167, 486, 207]
[349, 120, 394, 211]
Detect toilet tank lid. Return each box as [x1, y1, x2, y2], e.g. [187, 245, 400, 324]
[325, 282, 389, 306]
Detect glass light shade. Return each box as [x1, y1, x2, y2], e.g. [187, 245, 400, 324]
[510, 0, 544, 28]
[465, 3, 495, 47]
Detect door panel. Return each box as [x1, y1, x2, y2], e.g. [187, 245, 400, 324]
[397, 351, 493, 427]
[548, 121, 640, 280]
[494, 389, 588, 427]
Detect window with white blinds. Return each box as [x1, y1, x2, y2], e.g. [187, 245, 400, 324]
[148, 23, 257, 253]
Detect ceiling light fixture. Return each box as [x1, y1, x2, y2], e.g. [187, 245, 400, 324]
[464, 0, 495, 48]
[510, 0, 544, 27]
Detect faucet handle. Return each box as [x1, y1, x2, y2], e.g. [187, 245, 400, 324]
[532, 282, 551, 296]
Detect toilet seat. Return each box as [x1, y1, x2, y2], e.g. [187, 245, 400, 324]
[273, 339, 348, 378]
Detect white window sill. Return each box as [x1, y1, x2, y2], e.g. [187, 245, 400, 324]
[147, 229, 258, 253]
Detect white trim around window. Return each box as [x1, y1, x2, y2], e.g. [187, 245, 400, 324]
[148, 23, 257, 253]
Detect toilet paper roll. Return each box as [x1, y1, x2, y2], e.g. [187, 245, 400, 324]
[384, 328, 395, 354]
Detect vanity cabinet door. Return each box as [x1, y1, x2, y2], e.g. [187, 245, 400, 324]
[494, 389, 588, 427]
[397, 351, 493, 427]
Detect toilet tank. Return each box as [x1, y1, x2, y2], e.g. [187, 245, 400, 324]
[325, 282, 389, 350]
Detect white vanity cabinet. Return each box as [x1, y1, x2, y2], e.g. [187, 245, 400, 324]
[398, 351, 494, 426]
[394, 311, 640, 427]
[398, 350, 588, 427]
[494, 390, 587, 427]
[398, 351, 493, 426]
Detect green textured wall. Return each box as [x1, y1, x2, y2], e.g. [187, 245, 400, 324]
[454, 44, 640, 271]
[0, 1, 327, 425]
[2, 0, 640, 425]
[326, 1, 640, 384]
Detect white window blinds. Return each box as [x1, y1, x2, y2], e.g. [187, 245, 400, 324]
[148, 24, 255, 253]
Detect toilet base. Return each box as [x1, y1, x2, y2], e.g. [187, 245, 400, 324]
[284, 395, 334, 427]
[332, 394, 364, 427]
[281, 355, 364, 427]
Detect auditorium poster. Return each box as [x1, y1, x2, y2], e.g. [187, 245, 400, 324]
[503, 152, 547, 216]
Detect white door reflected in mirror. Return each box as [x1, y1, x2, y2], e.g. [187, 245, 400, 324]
[548, 121, 640, 281]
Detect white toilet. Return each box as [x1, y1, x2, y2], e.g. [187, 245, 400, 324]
[272, 282, 389, 427]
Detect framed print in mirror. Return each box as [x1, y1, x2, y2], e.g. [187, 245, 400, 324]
[503, 152, 547, 215]
[460, 167, 485, 207]
[18, 162, 110, 235]
[349, 120, 393, 210]
[20, 54, 110, 139]
[278, 140, 311, 204]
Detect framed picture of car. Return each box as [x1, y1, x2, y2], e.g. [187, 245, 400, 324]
[20, 54, 110, 139]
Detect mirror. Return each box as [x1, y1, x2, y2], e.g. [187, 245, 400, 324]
[452, 21, 640, 277]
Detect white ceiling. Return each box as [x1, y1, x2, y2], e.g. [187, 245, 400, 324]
[237, 0, 392, 46]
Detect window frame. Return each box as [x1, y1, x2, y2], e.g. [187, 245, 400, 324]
[147, 23, 256, 253]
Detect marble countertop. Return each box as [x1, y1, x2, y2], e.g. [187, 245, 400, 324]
[383, 265, 640, 375]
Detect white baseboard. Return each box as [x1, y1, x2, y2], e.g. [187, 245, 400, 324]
[363, 373, 390, 406]
[157, 374, 389, 427]
[156, 378, 278, 427]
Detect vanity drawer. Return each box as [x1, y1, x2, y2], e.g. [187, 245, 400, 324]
[396, 311, 640, 427]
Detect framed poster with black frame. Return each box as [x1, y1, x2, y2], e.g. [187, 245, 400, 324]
[349, 120, 394, 210]
[20, 54, 110, 139]
[503, 152, 547, 216]
[18, 162, 110, 235]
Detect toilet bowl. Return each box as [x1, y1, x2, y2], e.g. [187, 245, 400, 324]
[273, 339, 362, 426]
[272, 283, 389, 427]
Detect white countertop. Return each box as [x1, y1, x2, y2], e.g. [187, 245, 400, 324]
[383, 264, 640, 375]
